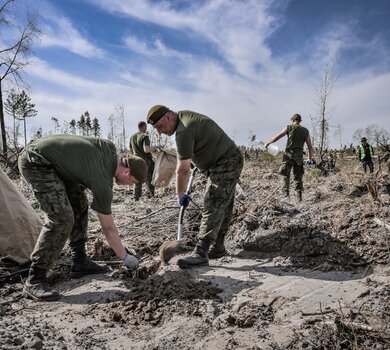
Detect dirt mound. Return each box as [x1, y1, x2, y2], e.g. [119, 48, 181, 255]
[99, 269, 222, 326]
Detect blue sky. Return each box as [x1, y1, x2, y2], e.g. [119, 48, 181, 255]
[4, 0, 390, 148]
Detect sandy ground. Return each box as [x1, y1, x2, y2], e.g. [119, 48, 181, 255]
[1, 154, 390, 349]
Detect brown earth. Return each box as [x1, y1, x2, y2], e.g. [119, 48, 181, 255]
[1, 154, 390, 350]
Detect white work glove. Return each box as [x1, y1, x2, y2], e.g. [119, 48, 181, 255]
[122, 254, 139, 271]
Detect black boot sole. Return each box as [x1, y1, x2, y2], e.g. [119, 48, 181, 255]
[208, 250, 227, 260]
[177, 260, 209, 269]
[70, 265, 110, 279]
[22, 288, 61, 302]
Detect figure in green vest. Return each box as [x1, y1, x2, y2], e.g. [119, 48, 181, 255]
[265, 114, 314, 202]
[358, 137, 374, 173]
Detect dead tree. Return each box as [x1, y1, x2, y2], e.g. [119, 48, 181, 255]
[312, 63, 337, 172]
[0, 0, 40, 155]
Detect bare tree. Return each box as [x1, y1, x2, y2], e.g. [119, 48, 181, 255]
[312, 63, 337, 159]
[115, 105, 126, 152]
[107, 113, 114, 143]
[0, 0, 40, 154]
[333, 123, 343, 150]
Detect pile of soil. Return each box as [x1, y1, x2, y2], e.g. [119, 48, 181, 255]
[99, 269, 222, 326]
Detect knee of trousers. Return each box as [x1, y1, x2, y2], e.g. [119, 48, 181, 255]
[48, 207, 75, 233]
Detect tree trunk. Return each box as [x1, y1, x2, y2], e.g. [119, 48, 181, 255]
[23, 117, 27, 147]
[0, 80, 8, 155]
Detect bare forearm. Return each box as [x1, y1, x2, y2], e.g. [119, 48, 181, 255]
[176, 168, 190, 196]
[97, 212, 127, 260]
[103, 228, 127, 260]
[266, 128, 287, 146]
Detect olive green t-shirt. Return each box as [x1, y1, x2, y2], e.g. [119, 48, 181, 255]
[285, 124, 309, 152]
[129, 132, 152, 160]
[175, 111, 235, 171]
[25, 135, 117, 215]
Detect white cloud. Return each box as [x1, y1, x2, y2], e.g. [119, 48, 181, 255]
[16, 0, 389, 148]
[35, 3, 105, 59]
[89, 0, 284, 78]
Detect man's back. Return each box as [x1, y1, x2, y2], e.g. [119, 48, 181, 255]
[25, 135, 117, 214]
[130, 132, 152, 160]
[175, 110, 235, 171]
[285, 124, 309, 152]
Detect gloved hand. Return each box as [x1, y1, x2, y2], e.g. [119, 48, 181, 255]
[122, 254, 139, 271]
[178, 193, 192, 207]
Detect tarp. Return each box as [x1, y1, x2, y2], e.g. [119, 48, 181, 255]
[0, 167, 42, 264]
[152, 149, 177, 187]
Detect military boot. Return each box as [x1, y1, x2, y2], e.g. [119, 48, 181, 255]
[295, 190, 302, 202]
[70, 240, 110, 278]
[208, 233, 227, 259]
[23, 267, 61, 301]
[177, 239, 210, 268]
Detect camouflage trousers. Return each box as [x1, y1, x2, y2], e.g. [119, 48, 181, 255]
[279, 150, 304, 194]
[199, 146, 244, 242]
[18, 151, 89, 270]
[134, 158, 155, 199]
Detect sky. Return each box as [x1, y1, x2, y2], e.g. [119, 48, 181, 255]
[2, 0, 390, 149]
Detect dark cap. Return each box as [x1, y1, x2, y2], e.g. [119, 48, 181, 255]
[147, 105, 169, 125]
[361, 137, 367, 142]
[291, 113, 302, 122]
[123, 155, 147, 183]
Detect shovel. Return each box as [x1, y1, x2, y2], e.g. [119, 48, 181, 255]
[159, 166, 198, 265]
[177, 166, 198, 239]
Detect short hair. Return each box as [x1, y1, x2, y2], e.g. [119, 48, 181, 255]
[138, 121, 147, 129]
[291, 114, 302, 122]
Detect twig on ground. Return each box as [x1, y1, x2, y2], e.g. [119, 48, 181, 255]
[301, 309, 336, 316]
[0, 294, 23, 306]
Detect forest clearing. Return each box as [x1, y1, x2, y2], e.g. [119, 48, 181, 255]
[1, 151, 389, 350]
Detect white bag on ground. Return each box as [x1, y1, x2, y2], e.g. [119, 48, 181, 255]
[0, 167, 42, 264]
[152, 149, 177, 187]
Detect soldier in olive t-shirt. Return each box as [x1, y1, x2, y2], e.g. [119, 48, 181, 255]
[129, 121, 159, 200]
[266, 114, 313, 202]
[175, 110, 235, 171]
[18, 135, 147, 301]
[147, 105, 243, 268]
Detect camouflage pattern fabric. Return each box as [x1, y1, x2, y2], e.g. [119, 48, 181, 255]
[18, 151, 89, 270]
[279, 150, 304, 193]
[198, 146, 243, 242]
[134, 157, 155, 199]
